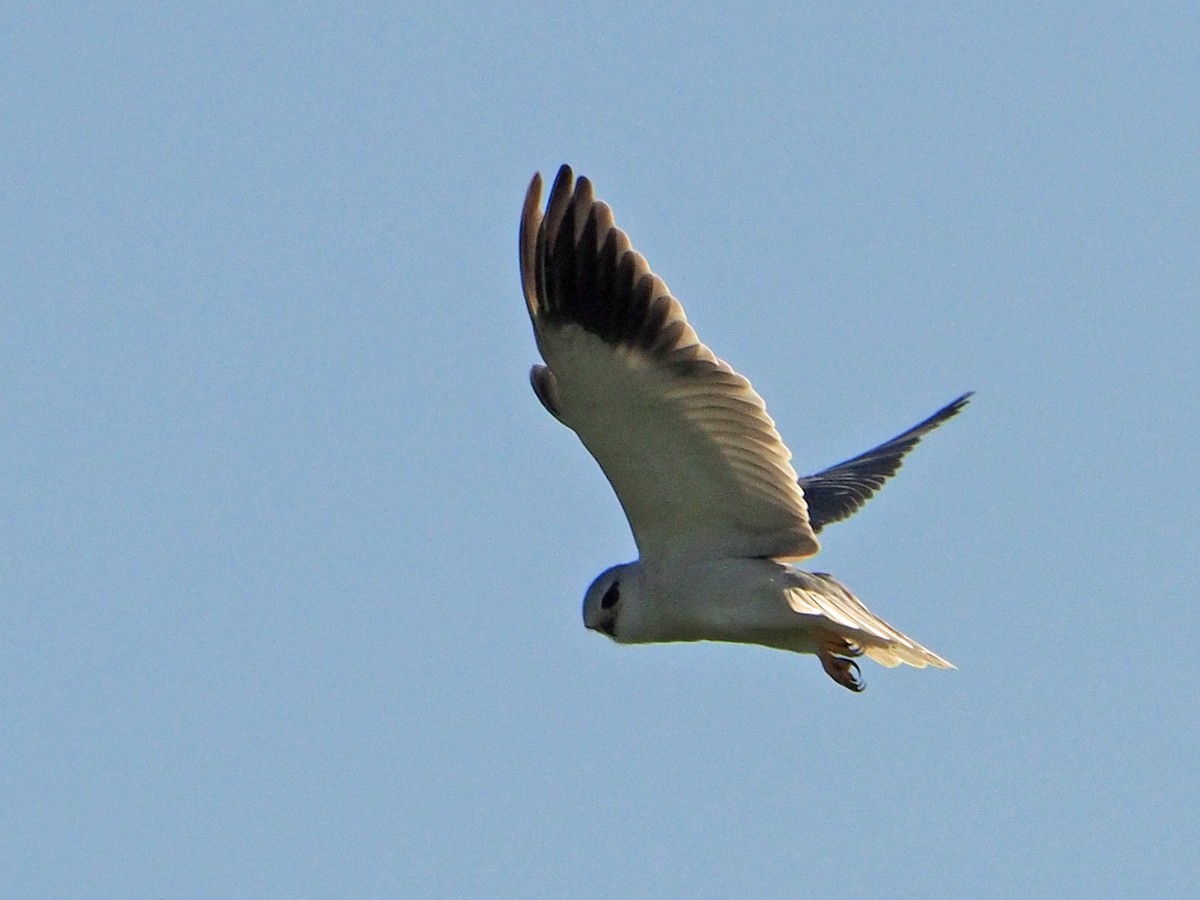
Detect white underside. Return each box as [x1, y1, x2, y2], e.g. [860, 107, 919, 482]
[614, 556, 952, 670]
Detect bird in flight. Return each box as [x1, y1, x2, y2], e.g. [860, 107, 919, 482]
[519, 165, 969, 691]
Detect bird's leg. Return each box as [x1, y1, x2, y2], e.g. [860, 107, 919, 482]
[818, 637, 865, 692]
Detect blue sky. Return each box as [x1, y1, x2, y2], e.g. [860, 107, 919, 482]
[3, 3, 1198, 897]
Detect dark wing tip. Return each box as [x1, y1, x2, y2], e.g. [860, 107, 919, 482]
[799, 392, 973, 532]
[522, 165, 679, 353]
[519, 171, 546, 314]
[940, 391, 974, 418]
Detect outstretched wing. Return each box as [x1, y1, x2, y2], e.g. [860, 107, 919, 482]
[798, 393, 972, 533]
[520, 165, 819, 562]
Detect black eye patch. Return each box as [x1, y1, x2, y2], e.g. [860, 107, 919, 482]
[600, 581, 620, 609]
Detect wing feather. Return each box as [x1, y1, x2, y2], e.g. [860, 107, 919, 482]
[520, 166, 819, 561]
[799, 392, 973, 532]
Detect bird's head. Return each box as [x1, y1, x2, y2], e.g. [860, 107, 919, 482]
[582, 563, 637, 641]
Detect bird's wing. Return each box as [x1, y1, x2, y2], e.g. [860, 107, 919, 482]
[520, 165, 819, 562]
[798, 393, 972, 533]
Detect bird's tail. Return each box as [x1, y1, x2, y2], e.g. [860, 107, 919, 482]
[785, 570, 953, 669]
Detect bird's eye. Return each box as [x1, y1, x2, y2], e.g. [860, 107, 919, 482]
[600, 581, 620, 609]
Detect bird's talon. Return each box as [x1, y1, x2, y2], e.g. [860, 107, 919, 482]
[819, 647, 866, 692]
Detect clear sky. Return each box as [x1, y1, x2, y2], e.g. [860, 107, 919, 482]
[3, 3, 1198, 897]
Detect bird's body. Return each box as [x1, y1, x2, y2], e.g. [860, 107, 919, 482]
[584, 558, 952, 684]
[586, 558, 803, 647]
[520, 164, 968, 691]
